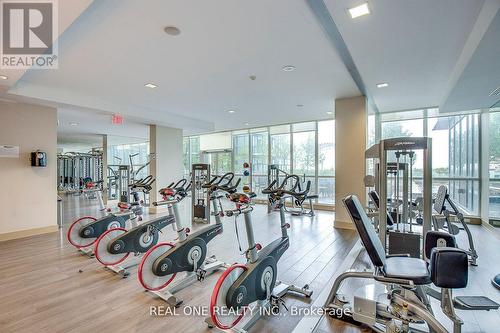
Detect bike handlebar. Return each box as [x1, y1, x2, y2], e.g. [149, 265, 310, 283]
[262, 174, 310, 198]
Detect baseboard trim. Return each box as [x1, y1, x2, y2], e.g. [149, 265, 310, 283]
[0, 225, 58, 242]
[482, 220, 500, 241]
[334, 220, 355, 230]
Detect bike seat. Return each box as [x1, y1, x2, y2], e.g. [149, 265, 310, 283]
[228, 192, 254, 204]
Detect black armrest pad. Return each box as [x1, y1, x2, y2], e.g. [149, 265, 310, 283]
[429, 247, 468, 289]
[425, 231, 457, 260]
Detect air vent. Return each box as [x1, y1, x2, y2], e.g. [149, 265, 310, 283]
[489, 85, 500, 97]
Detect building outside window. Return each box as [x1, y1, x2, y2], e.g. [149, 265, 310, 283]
[183, 120, 335, 205]
[379, 109, 480, 216]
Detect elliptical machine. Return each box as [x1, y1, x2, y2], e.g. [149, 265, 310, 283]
[138, 172, 238, 307]
[92, 179, 190, 277]
[207, 175, 312, 331]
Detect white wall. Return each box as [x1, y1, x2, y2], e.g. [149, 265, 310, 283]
[0, 102, 57, 238]
[334, 96, 367, 229]
[149, 125, 183, 205]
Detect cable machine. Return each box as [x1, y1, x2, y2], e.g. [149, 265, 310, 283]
[192, 163, 211, 223]
[57, 152, 103, 192]
[365, 137, 432, 258]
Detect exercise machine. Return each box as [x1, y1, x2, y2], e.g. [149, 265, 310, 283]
[192, 163, 211, 223]
[365, 137, 432, 258]
[206, 175, 312, 332]
[129, 152, 155, 181]
[67, 201, 144, 258]
[138, 173, 237, 307]
[433, 185, 478, 266]
[267, 165, 317, 217]
[324, 195, 498, 333]
[57, 151, 103, 192]
[367, 190, 395, 230]
[282, 180, 318, 217]
[93, 189, 177, 277]
[80, 180, 106, 211]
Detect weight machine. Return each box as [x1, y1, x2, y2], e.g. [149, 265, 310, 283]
[192, 163, 211, 223]
[57, 152, 103, 192]
[365, 137, 432, 259]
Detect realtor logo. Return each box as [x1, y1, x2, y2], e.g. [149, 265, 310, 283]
[1, 0, 58, 69]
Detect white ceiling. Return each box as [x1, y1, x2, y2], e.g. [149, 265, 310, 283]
[441, 9, 500, 112]
[1, 0, 499, 144]
[7, 0, 358, 136]
[324, 0, 488, 112]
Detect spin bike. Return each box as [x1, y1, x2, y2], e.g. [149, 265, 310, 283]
[67, 175, 157, 257]
[92, 179, 190, 277]
[67, 201, 144, 258]
[207, 175, 313, 332]
[138, 172, 238, 307]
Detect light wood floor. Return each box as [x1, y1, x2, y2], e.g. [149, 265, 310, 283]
[1, 194, 499, 333]
[316, 221, 500, 333]
[0, 194, 357, 333]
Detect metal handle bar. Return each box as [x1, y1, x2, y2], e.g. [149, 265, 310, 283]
[225, 205, 253, 217]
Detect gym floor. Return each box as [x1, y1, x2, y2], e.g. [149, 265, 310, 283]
[0, 195, 498, 333]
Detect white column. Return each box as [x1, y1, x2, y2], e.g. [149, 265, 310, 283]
[149, 125, 183, 212]
[334, 96, 367, 229]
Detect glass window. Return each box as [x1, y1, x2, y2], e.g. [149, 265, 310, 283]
[367, 115, 376, 147]
[381, 119, 423, 139]
[183, 138, 190, 176]
[292, 122, 316, 132]
[251, 131, 268, 175]
[108, 142, 150, 180]
[318, 177, 335, 204]
[428, 117, 450, 178]
[190, 137, 200, 165]
[233, 134, 249, 173]
[293, 131, 316, 176]
[318, 120, 334, 176]
[217, 152, 232, 175]
[489, 112, 500, 218]
[271, 133, 291, 173]
[270, 124, 290, 135]
[182, 121, 337, 206]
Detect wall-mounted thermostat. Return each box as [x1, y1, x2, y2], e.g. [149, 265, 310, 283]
[0, 145, 19, 158]
[30, 151, 47, 167]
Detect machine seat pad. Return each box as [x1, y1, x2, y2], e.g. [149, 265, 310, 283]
[306, 194, 319, 199]
[384, 257, 431, 285]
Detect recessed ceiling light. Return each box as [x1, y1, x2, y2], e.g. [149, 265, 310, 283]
[327, 111, 333, 115]
[228, 110, 236, 114]
[69, 122, 78, 126]
[282, 65, 296, 72]
[0, 75, 7, 80]
[244, 122, 250, 126]
[348, 3, 370, 19]
[164, 26, 181, 36]
[144, 83, 158, 89]
[376, 82, 389, 88]
[296, 104, 304, 107]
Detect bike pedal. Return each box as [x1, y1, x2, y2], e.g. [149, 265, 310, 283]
[196, 269, 207, 281]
